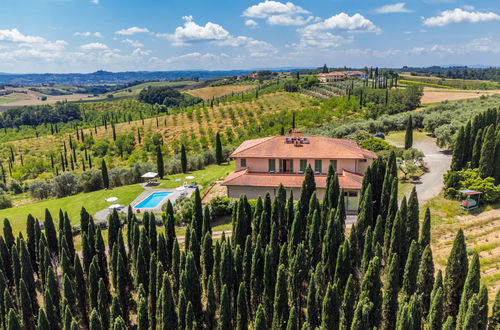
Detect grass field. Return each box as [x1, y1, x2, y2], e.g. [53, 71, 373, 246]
[420, 87, 500, 104]
[186, 85, 255, 99]
[0, 97, 22, 105]
[400, 73, 500, 90]
[400, 79, 452, 89]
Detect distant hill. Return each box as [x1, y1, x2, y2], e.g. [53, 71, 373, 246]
[0, 70, 260, 86]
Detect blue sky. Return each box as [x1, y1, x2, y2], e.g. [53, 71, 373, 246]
[0, 0, 500, 73]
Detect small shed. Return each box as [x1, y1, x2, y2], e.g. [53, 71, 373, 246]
[141, 172, 159, 185]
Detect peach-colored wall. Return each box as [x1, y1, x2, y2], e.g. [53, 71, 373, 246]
[235, 157, 362, 174]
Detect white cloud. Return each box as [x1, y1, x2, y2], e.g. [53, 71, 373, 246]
[122, 39, 143, 47]
[90, 0, 99, 4]
[115, 26, 150, 35]
[79, 42, 108, 51]
[132, 48, 152, 57]
[303, 13, 381, 33]
[245, 19, 259, 27]
[158, 16, 230, 46]
[423, 8, 500, 27]
[74, 31, 103, 38]
[243, 1, 312, 26]
[0, 28, 46, 43]
[375, 3, 411, 14]
[295, 30, 353, 49]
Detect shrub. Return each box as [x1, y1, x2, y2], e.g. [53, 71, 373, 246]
[29, 181, 52, 200]
[109, 168, 135, 187]
[208, 197, 233, 217]
[0, 191, 12, 210]
[173, 196, 194, 224]
[7, 179, 23, 194]
[52, 172, 81, 198]
[79, 169, 104, 192]
[360, 138, 395, 153]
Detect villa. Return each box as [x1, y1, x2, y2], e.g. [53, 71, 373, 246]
[222, 132, 377, 213]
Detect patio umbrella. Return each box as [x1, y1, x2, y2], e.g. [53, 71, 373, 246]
[176, 186, 186, 191]
[108, 204, 122, 209]
[185, 175, 195, 180]
[106, 197, 118, 202]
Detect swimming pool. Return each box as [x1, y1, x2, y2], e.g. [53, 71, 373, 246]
[135, 192, 172, 209]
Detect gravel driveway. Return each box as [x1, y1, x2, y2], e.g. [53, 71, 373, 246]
[390, 133, 452, 203]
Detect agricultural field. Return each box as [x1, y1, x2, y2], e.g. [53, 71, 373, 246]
[185, 84, 255, 99]
[425, 195, 500, 302]
[0, 86, 97, 108]
[419, 87, 500, 104]
[400, 73, 500, 90]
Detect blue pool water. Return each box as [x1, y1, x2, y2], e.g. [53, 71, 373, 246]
[135, 192, 172, 208]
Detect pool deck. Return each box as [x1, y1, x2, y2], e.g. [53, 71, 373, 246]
[94, 184, 199, 221]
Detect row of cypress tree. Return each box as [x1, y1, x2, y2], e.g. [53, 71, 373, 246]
[451, 108, 500, 182]
[0, 155, 499, 329]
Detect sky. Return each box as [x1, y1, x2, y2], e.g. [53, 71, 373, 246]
[0, 0, 500, 73]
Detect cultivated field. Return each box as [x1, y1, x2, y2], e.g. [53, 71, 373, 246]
[425, 195, 500, 303]
[185, 84, 255, 99]
[420, 87, 500, 104]
[0, 86, 98, 108]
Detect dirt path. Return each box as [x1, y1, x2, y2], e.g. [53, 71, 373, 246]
[390, 133, 452, 203]
[177, 230, 232, 244]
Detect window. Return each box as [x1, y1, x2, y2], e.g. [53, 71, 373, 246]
[329, 160, 337, 172]
[299, 159, 307, 172]
[314, 159, 322, 173]
[360, 159, 367, 162]
[241, 158, 246, 168]
[268, 159, 276, 172]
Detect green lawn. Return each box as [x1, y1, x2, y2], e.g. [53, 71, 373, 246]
[0, 184, 144, 234]
[0, 97, 20, 105]
[385, 130, 429, 147]
[156, 162, 234, 191]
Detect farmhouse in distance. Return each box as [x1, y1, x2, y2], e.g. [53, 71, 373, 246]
[222, 131, 377, 212]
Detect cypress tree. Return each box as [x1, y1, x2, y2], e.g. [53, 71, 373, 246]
[181, 144, 187, 173]
[89, 309, 102, 330]
[97, 278, 110, 330]
[479, 125, 495, 178]
[272, 265, 289, 330]
[299, 165, 316, 220]
[201, 232, 213, 290]
[36, 309, 50, 330]
[205, 276, 216, 329]
[263, 247, 275, 321]
[407, 187, 419, 244]
[19, 279, 34, 330]
[477, 285, 488, 330]
[416, 245, 435, 317]
[401, 240, 420, 297]
[494, 128, 500, 185]
[451, 126, 466, 171]
[156, 145, 164, 179]
[360, 256, 382, 327]
[428, 287, 444, 330]
[158, 273, 177, 330]
[7, 309, 21, 330]
[321, 283, 340, 329]
[254, 304, 267, 330]
[43, 209, 58, 255]
[444, 229, 468, 321]
[457, 252, 481, 329]
[215, 132, 223, 165]
[112, 317, 126, 330]
[306, 274, 319, 329]
[471, 128, 483, 168]
[236, 282, 248, 330]
[381, 253, 399, 330]
[489, 289, 500, 330]
[420, 208, 431, 248]
[183, 252, 202, 321]
[219, 285, 232, 330]
[405, 115, 413, 149]
[137, 294, 148, 330]
[463, 295, 479, 330]
[287, 306, 298, 330]
[101, 159, 109, 189]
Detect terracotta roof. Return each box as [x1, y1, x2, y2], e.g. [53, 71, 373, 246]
[318, 72, 346, 76]
[230, 135, 377, 160]
[222, 169, 363, 190]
